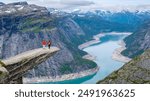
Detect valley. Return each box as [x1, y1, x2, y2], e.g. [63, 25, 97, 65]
[0, 1, 150, 84]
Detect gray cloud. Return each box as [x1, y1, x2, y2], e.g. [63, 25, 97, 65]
[3, 0, 94, 8]
[2, 0, 150, 11]
[60, 0, 94, 6]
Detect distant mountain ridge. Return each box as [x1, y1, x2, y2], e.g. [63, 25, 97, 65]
[0, 2, 47, 16]
[48, 8, 150, 39]
[0, 2, 5, 6]
[67, 9, 150, 41]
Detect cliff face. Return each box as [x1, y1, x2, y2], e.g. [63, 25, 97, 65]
[0, 2, 97, 82]
[98, 50, 150, 84]
[0, 47, 59, 84]
[122, 21, 150, 58]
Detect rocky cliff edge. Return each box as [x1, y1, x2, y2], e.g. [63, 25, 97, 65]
[0, 47, 59, 84]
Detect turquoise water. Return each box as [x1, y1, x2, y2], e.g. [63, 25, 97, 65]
[37, 73, 96, 84]
[83, 41, 124, 84]
[82, 34, 126, 84]
[45, 34, 127, 84]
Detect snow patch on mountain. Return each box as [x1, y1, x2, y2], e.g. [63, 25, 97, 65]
[18, 6, 24, 10]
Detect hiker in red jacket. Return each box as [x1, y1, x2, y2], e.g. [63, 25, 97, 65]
[42, 40, 47, 48]
[48, 40, 51, 49]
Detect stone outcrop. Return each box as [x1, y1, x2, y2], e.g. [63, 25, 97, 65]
[0, 65, 8, 81]
[97, 50, 150, 84]
[0, 47, 59, 84]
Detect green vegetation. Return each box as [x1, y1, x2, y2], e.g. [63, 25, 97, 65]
[97, 50, 150, 84]
[58, 31, 97, 74]
[0, 61, 7, 79]
[22, 17, 51, 27]
[19, 17, 54, 33]
[74, 54, 97, 69]
[0, 71, 2, 75]
[0, 68, 8, 79]
[59, 64, 73, 74]
[121, 49, 144, 58]
[22, 26, 40, 33]
[0, 60, 6, 67]
[80, 59, 97, 69]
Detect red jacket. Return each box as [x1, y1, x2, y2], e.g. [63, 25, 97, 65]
[42, 40, 47, 45]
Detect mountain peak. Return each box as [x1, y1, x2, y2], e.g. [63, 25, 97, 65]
[0, 2, 48, 16]
[7, 1, 28, 6]
[0, 2, 5, 6]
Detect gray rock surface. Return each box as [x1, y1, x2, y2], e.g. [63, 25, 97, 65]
[98, 50, 150, 84]
[0, 47, 59, 84]
[0, 65, 8, 80]
[0, 2, 97, 82]
[122, 21, 150, 58]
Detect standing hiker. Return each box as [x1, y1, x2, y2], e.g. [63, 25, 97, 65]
[42, 40, 47, 48]
[48, 40, 51, 49]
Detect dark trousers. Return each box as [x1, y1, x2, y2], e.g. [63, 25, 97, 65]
[48, 45, 51, 49]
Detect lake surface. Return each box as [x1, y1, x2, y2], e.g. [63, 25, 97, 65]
[83, 34, 128, 84]
[45, 33, 129, 84]
[83, 40, 123, 84]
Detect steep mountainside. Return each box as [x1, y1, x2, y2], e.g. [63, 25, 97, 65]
[70, 10, 150, 40]
[122, 21, 150, 58]
[98, 50, 150, 84]
[0, 2, 97, 82]
[73, 15, 131, 41]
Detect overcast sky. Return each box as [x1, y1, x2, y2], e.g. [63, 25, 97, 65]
[2, 0, 150, 11]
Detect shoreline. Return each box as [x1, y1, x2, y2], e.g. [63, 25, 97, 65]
[112, 40, 132, 63]
[78, 32, 131, 50]
[78, 33, 105, 50]
[82, 54, 96, 61]
[23, 67, 99, 84]
[78, 33, 105, 62]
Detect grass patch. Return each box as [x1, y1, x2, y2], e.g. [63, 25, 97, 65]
[19, 17, 54, 33]
[22, 17, 51, 27]
[22, 26, 41, 33]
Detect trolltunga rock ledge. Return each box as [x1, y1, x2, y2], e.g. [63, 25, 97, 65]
[0, 47, 59, 84]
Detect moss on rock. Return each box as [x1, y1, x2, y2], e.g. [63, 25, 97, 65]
[97, 50, 150, 84]
[0, 60, 6, 67]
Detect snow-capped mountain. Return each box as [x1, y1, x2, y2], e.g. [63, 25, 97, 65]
[63, 9, 150, 39]
[0, 2, 47, 15]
